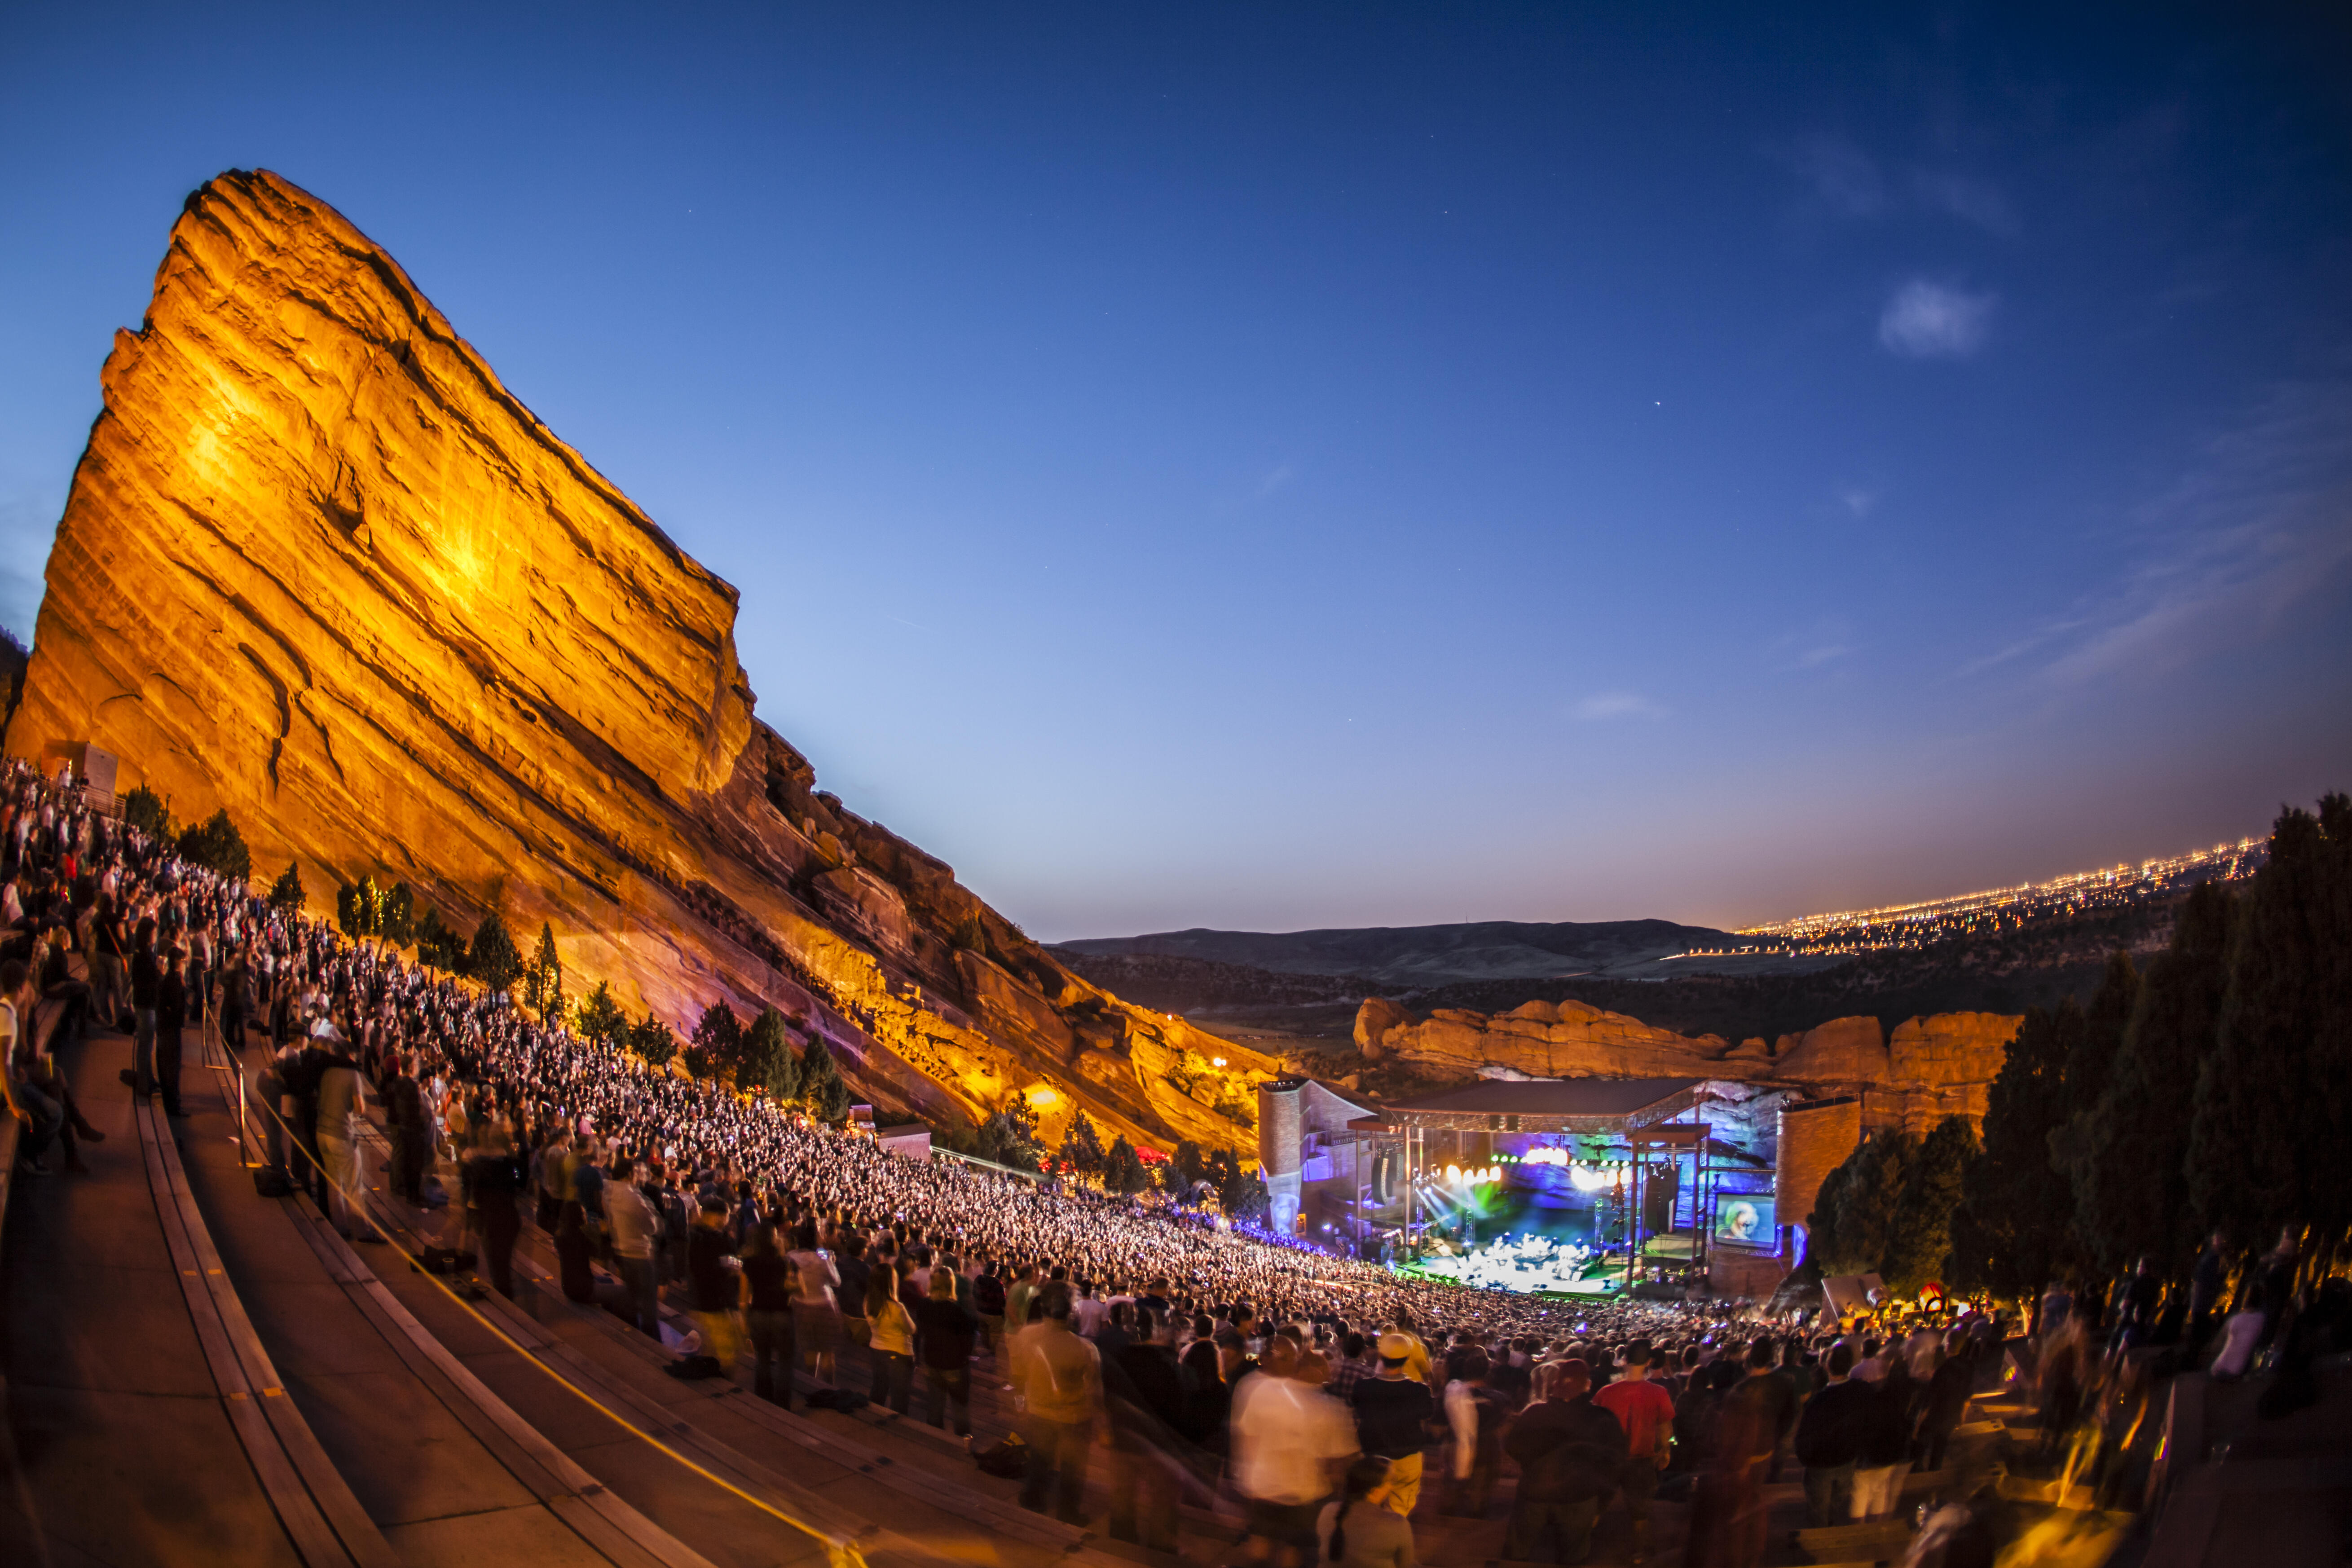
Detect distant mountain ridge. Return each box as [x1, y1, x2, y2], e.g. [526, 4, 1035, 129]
[1055, 918, 1738, 987]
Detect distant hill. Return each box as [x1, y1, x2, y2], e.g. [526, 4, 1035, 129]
[1056, 918, 1744, 987]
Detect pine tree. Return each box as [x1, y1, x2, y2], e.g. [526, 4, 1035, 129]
[576, 981, 628, 1050]
[122, 784, 173, 839]
[977, 1097, 1044, 1170]
[629, 1012, 678, 1068]
[379, 882, 415, 949]
[414, 907, 470, 973]
[1953, 1002, 2077, 1296]
[1169, 1138, 1207, 1196]
[468, 912, 524, 994]
[1057, 1112, 1108, 1179]
[2048, 951, 2140, 1258]
[522, 923, 565, 1025]
[1102, 1135, 1149, 1196]
[739, 1006, 800, 1100]
[268, 860, 307, 915]
[801, 1036, 852, 1123]
[1813, 1130, 1916, 1277]
[175, 809, 251, 882]
[2076, 881, 2233, 1275]
[1884, 1116, 1978, 1293]
[2190, 795, 2352, 1259]
[692, 1000, 745, 1078]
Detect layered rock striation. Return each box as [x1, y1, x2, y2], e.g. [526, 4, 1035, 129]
[9, 169, 1274, 1153]
[1356, 996, 2019, 1129]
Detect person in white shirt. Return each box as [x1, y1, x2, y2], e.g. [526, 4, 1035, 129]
[1072, 1280, 1110, 1339]
[1232, 1338, 1361, 1568]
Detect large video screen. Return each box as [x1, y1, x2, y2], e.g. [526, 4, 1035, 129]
[1712, 1193, 1775, 1249]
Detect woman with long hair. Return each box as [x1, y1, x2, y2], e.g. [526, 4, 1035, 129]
[1317, 1455, 1416, 1568]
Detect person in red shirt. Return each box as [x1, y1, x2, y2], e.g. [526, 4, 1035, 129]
[1593, 1340, 1677, 1564]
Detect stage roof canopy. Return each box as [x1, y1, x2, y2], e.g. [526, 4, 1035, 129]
[1349, 1076, 1705, 1135]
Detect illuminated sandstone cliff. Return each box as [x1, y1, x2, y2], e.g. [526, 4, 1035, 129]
[1356, 996, 2020, 1129]
[8, 168, 1275, 1153]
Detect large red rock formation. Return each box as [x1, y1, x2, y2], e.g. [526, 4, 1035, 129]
[7, 169, 1275, 1153]
[1356, 997, 2019, 1128]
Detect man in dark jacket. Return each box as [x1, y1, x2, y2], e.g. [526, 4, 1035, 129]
[1793, 1342, 1869, 1526]
[1502, 1358, 1627, 1564]
[1104, 1308, 1189, 1550]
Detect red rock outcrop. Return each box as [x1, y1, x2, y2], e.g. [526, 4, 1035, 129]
[7, 169, 1274, 1153]
[1355, 997, 2017, 1127]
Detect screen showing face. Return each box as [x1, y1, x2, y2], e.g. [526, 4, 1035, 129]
[1713, 1195, 1775, 1247]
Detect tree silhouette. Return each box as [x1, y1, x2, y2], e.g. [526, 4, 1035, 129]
[739, 1006, 800, 1100]
[522, 924, 565, 1025]
[267, 860, 306, 915]
[801, 1036, 852, 1123]
[468, 912, 524, 994]
[575, 981, 628, 1051]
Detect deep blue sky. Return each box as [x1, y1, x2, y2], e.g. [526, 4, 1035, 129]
[4, 3, 2348, 939]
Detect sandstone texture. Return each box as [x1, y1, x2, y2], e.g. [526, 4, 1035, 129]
[1356, 997, 2018, 1128]
[8, 169, 1274, 1154]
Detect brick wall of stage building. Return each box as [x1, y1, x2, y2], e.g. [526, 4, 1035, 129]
[1776, 1097, 1863, 1263]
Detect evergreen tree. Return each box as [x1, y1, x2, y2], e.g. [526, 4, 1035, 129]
[1884, 1116, 1978, 1293]
[2047, 951, 2140, 1258]
[629, 1012, 678, 1068]
[1952, 1002, 2077, 1295]
[379, 882, 415, 949]
[123, 784, 173, 839]
[1169, 1138, 1207, 1197]
[336, 877, 385, 947]
[692, 1000, 745, 1078]
[1057, 1112, 1108, 1179]
[2190, 795, 2352, 1258]
[575, 981, 628, 1050]
[738, 1006, 800, 1100]
[414, 907, 470, 973]
[522, 923, 565, 1025]
[468, 912, 524, 994]
[1812, 1130, 1916, 1276]
[977, 1096, 1044, 1171]
[175, 809, 251, 882]
[1102, 1135, 1150, 1196]
[801, 1037, 852, 1123]
[2076, 881, 2234, 1274]
[267, 860, 307, 915]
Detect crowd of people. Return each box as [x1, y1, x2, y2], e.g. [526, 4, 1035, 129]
[13, 755, 2310, 1568]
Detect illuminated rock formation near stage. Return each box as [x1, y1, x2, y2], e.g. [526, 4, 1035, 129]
[6, 168, 1273, 1153]
[1357, 997, 2020, 1127]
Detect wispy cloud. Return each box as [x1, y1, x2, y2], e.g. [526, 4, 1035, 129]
[1254, 462, 1296, 499]
[1878, 279, 1995, 359]
[1912, 171, 2017, 235]
[1572, 691, 1661, 721]
[1839, 486, 1880, 518]
[1797, 644, 1852, 669]
[1774, 136, 2017, 235]
[1779, 135, 1886, 217]
[1965, 374, 2352, 687]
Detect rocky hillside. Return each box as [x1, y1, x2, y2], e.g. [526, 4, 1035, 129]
[6, 169, 1275, 1155]
[1061, 917, 1745, 987]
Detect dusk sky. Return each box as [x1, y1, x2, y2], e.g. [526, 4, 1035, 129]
[3, 3, 2348, 940]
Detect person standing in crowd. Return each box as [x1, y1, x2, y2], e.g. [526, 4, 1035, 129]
[1593, 1342, 1675, 1563]
[834, 1231, 872, 1394]
[605, 1155, 661, 1337]
[2188, 1231, 2230, 1352]
[743, 1222, 801, 1405]
[126, 918, 160, 1097]
[471, 1123, 525, 1299]
[863, 1265, 916, 1415]
[974, 1259, 1009, 1371]
[1350, 1330, 1438, 1517]
[786, 1220, 842, 1390]
[1439, 1350, 1508, 1518]
[918, 1266, 979, 1436]
[1793, 1342, 1867, 1528]
[1317, 1454, 1418, 1568]
[1232, 1335, 1361, 1568]
[1915, 1330, 1973, 1475]
[1849, 1353, 1914, 1524]
[676, 1198, 744, 1380]
[1501, 1358, 1628, 1566]
[313, 1029, 369, 1241]
[1012, 1282, 1102, 1524]
[1104, 1307, 1188, 1553]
